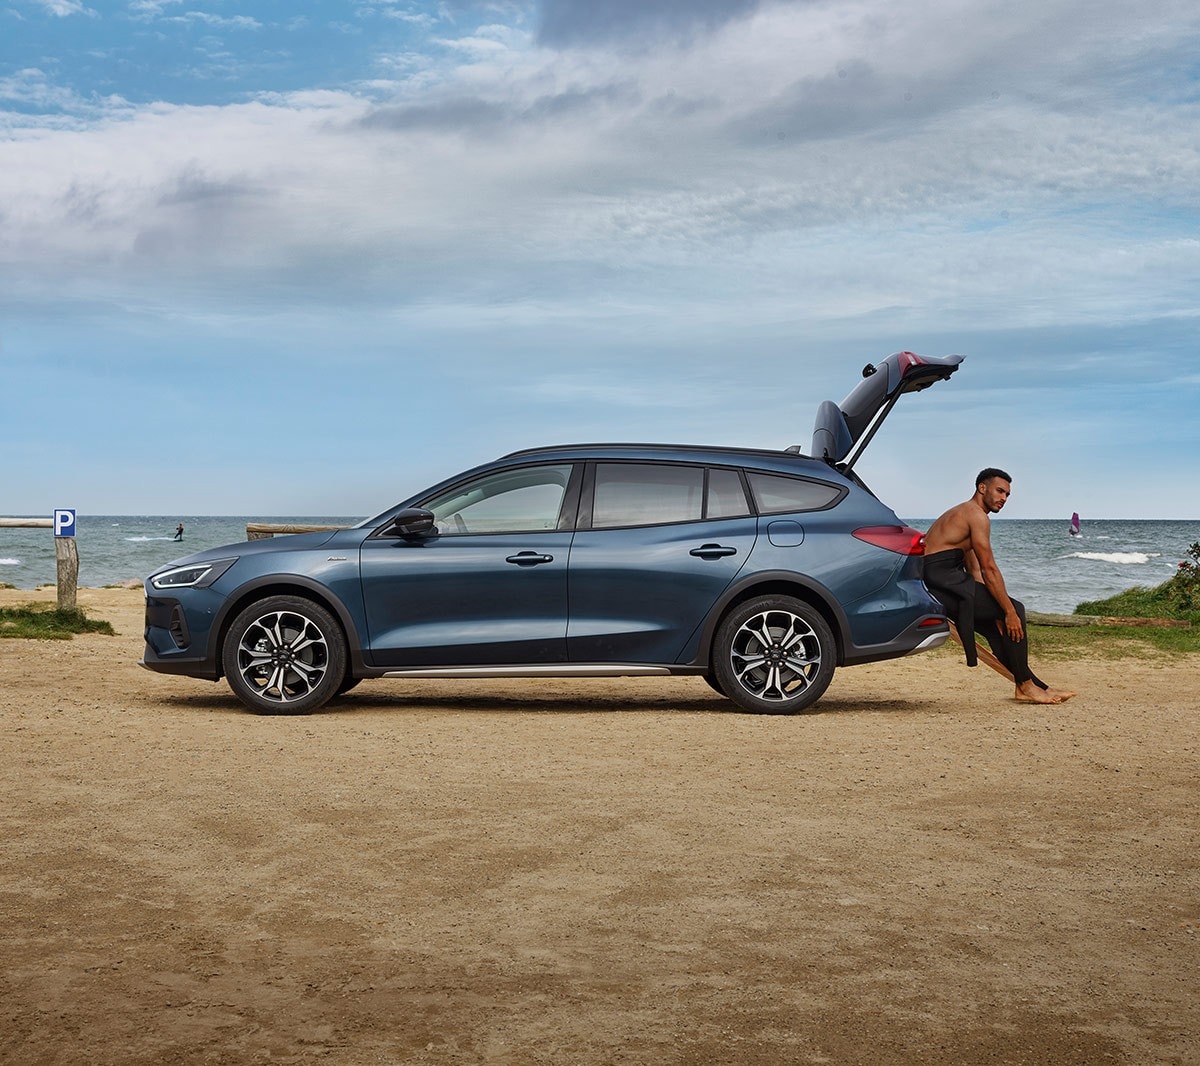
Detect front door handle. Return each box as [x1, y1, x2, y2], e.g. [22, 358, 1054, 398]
[506, 552, 555, 566]
[689, 544, 738, 559]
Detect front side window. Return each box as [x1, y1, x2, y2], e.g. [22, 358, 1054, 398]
[746, 471, 844, 514]
[424, 464, 574, 535]
[592, 463, 704, 528]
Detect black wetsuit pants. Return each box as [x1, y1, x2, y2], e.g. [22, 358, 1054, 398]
[970, 583, 1047, 689]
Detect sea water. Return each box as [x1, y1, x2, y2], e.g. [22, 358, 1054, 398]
[1, 514, 1196, 615]
[0, 515, 360, 593]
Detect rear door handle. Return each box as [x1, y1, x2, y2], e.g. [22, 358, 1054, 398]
[506, 552, 555, 566]
[689, 544, 737, 559]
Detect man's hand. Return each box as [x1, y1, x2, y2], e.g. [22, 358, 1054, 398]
[1004, 608, 1024, 643]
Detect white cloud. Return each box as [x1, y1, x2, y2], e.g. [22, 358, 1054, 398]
[2, 0, 1198, 345]
[128, 0, 183, 15]
[165, 11, 262, 29]
[32, 0, 92, 15]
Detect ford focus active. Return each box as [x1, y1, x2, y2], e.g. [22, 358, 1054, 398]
[142, 351, 962, 715]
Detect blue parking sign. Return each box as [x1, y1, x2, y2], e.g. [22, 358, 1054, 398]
[54, 509, 77, 538]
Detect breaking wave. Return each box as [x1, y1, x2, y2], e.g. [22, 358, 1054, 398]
[1068, 551, 1159, 565]
[0, 557, 19, 566]
[124, 536, 175, 542]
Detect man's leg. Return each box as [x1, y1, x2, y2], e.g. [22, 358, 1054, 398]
[969, 584, 1073, 702]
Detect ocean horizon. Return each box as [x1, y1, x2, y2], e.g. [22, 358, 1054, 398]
[2, 513, 1197, 615]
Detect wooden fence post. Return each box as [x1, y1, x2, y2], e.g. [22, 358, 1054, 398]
[56, 536, 79, 609]
[0, 518, 76, 608]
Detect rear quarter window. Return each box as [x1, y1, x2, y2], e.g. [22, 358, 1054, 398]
[746, 471, 845, 514]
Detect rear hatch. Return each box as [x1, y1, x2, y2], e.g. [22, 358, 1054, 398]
[810, 351, 963, 471]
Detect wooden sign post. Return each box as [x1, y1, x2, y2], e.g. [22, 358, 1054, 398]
[0, 516, 78, 609]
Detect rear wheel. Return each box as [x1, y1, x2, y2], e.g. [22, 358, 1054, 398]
[222, 595, 346, 715]
[712, 596, 836, 714]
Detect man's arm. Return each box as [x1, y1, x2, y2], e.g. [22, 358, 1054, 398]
[968, 509, 1024, 642]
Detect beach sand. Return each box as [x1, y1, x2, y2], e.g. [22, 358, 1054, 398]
[2, 586, 1197, 1065]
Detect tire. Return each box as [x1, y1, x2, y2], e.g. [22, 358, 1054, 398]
[702, 672, 726, 696]
[712, 596, 836, 715]
[222, 595, 347, 715]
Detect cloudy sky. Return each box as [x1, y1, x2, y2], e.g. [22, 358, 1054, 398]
[2, 0, 1198, 519]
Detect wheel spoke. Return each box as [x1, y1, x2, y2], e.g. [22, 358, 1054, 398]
[289, 632, 319, 655]
[779, 620, 808, 652]
[287, 659, 319, 683]
[733, 651, 768, 672]
[745, 618, 773, 650]
[264, 665, 289, 698]
[266, 616, 286, 648]
[240, 647, 272, 669]
[761, 665, 786, 700]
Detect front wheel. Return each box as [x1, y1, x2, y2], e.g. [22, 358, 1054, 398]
[222, 595, 346, 715]
[712, 596, 836, 714]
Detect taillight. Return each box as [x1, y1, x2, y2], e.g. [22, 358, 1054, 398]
[852, 525, 926, 555]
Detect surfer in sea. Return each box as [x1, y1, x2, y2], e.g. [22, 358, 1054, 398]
[174, 522, 184, 541]
[923, 468, 1076, 705]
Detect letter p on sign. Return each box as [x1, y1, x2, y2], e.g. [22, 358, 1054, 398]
[54, 509, 77, 538]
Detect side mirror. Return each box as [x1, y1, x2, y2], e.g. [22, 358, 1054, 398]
[386, 507, 436, 538]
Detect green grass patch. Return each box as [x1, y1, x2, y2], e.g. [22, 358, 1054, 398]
[0, 604, 116, 640]
[1075, 585, 1200, 625]
[1028, 622, 1200, 660]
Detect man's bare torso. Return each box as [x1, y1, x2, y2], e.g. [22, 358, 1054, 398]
[924, 500, 979, 557]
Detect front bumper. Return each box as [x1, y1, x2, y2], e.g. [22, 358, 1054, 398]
[141, 591, 221, 679]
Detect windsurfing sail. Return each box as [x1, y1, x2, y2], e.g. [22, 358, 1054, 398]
[1069, 512, 1081, 537]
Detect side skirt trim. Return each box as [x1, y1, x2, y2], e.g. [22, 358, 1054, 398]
[381, 664, 673, 679]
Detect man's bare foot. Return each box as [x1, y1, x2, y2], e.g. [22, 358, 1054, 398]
[1044, 687, 1076, 702]
[1014, 681, 1063, 704]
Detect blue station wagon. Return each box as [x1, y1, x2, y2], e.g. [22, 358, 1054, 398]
[142, 352, 962, 715]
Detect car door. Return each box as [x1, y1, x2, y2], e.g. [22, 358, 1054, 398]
[360, 463, 578, 667]
[566, 462, 757, 664]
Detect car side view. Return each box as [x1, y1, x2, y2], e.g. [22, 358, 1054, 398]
[142, 351, 963, 715]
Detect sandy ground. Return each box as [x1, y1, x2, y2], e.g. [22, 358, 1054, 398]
[1, 586, 1198, 1066]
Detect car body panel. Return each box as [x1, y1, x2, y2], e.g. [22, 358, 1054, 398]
[359, 530, 573, 667]
[565, 516, 757, 663]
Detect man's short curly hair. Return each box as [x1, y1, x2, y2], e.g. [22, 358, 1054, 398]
[976, 467, 1012, 489]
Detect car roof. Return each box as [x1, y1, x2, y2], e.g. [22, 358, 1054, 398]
[497, 442, 830, 473]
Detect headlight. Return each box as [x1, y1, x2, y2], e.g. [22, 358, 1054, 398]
[150, 557, 238, 590]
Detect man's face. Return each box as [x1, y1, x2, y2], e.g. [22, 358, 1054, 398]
[979, 477, 1012, 514]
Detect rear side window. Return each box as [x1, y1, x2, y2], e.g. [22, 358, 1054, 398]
[746, 472, 844, 514]
[592, 463, 704, 527]
[707, 466, 752, 519]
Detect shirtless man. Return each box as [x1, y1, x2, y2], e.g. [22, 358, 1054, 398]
[923, 468, 1076, 704]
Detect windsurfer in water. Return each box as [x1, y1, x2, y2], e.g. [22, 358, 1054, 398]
[923, 468, 1076, 705]
[174, 522, 184, 541]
